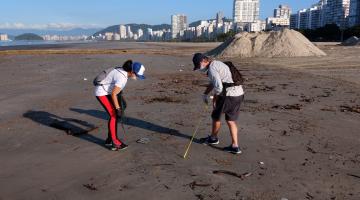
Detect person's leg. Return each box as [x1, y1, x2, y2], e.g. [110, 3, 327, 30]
[211, 96, 225, 139]
[96, 96, 122, 146]
[223, 96, 243, 154]
[211, 120, 221, 137]
[226, 121, 238, 147]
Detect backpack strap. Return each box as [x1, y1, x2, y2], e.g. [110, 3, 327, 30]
[115, 67, 127, 78]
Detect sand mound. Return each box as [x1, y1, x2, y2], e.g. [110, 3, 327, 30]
[208, 29, 327, 58]
[342, 36, 360, 46]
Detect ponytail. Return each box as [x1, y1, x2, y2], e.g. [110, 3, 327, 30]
[122, 60, 133, 72]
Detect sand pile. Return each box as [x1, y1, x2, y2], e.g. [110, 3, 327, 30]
[208, 29, 327, 58]
[342, 36, 360, 46]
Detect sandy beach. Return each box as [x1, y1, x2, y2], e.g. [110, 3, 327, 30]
[0, 42, 359, 200]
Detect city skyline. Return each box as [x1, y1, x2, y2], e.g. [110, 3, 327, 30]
[0, 0, 317, 30]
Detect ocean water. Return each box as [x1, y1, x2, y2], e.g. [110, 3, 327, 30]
[0, 40, 93, 47]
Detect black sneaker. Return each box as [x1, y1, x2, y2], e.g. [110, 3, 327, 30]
[200, 135, 219, 145]
[223, 145, 242, 154]
[110, 143, 128, 151]
[104, 138, 112, 147]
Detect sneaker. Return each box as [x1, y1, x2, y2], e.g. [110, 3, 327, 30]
[110, 143, 128, 151]
[223, 145, 242, 154]
[200, 135, 219, 145]
[104, 138, 112, 147]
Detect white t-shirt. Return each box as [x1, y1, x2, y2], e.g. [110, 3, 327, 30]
[94, 68, 128, 96]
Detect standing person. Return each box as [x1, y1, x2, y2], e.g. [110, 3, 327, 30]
[95, 60, 146, 151]
[192, 53, 245, 154]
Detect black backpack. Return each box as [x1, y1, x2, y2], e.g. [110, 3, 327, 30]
[223, 61, 244, 86]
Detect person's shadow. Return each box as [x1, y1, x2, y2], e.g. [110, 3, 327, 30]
[23, 110, 107, 149]
[69, 107, 202, 144]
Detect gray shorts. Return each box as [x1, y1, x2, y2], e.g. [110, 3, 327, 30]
[211, 95, 244, 121]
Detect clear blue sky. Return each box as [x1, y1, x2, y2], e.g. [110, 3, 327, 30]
[0, 0, 317, 29]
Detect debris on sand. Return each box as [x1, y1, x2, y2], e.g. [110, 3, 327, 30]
[300, 96, 315, 103]
[340, 105, 360, 114]
[188, 181, 212, 190]
[144, 96, 188, 104]
[272, 104, 303, 110]
[207, 29, 326, 58]
[258, 85, 276, 92]
[321, 106, 337, 112]
[213, 170, 252, 179]
[281, 130, 290, 136]
[306, 146, 317, 154]
[152, 163, 174, 167]
[83, 183, 98, 191]
[347, 173, 360, 179]
[136, 137, 150, 144]
[244, 99, 259, 104]
[342, 36, 360, 46]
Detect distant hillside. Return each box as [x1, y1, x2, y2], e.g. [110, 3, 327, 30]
[15, 33, 44, 40]
[93, 24, 171, 36]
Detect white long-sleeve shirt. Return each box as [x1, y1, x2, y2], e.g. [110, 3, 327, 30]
[208, 60, 244, 97]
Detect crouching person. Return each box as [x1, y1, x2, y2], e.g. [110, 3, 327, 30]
[192, 53, 245, 154]
[94, 60, 146, 151]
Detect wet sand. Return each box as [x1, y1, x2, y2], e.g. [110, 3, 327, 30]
[0, 42, 359, 200]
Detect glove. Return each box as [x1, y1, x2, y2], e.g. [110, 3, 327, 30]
[116, 108, 124, 118]
[202, 94, 209, 105]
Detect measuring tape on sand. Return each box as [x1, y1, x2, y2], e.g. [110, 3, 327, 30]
[183, 96, 213, 159]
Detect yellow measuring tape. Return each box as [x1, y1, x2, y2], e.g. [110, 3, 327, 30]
[183, 104, 209, 159]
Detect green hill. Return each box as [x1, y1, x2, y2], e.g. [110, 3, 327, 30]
[15, 33, 44, 41]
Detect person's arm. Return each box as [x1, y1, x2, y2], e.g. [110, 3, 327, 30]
[111, 86, 122, 110]
[203, 84, 214, 95]
[208, 68, 223, 96]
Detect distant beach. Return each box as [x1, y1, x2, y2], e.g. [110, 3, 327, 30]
[0, 40, 94, 47]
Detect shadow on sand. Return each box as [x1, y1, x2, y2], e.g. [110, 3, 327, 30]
[69, 107, 203, 144]
[23, 110, 107, 149]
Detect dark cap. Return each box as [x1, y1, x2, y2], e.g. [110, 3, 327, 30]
[192, 53, 207, 71]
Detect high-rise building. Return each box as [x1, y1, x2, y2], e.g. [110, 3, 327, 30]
[233, 0, 260, 23]
[290, 14, 299, 29]
[113, 34, 121, 41]
[233, 0, 260, 32]
[266, 17, 290, 29]
[171, 14, 188, 39]
[144, 28, 153, 40]
[322, 0, 350, 28]
[290, 0, 350, 30]
[274, 5, 291, 18]
[349, 0, 360, 26]
[119, 25, 127, 39]
[0, 34, 8, 41]
[104, 32, 114, 41]
[290, 5, 324, 30]
[127, 26, 133, 39]
[266, 5, 291, 30]
[137, 29, 144, 40]
[216, 11, 224, 27]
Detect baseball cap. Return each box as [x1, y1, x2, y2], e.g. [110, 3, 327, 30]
[132, 62, 146, 80]
[192, 53, 206, 71]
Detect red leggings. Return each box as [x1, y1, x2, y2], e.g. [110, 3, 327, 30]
[96, 95, 122, 146]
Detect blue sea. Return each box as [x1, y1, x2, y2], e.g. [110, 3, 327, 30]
[0, 40, 93, 47]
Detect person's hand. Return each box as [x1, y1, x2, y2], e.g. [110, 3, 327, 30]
[212, 95, 217, 109]
[202, 94, 209, 105]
